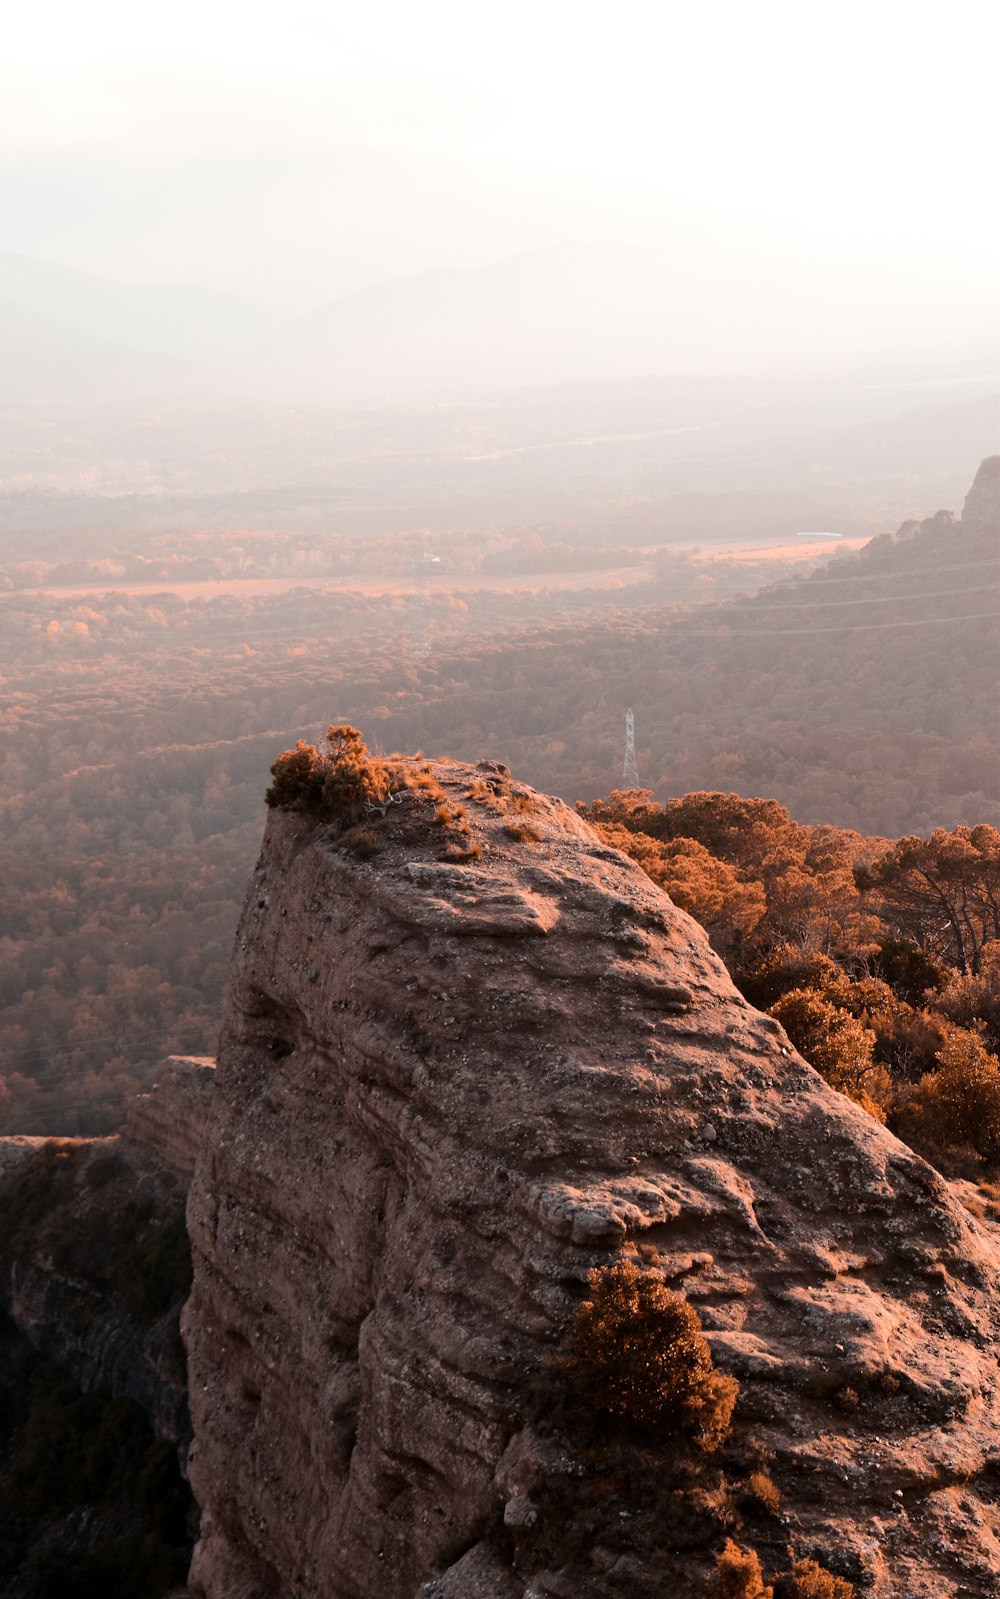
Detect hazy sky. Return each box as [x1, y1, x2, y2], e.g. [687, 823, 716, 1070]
[2, 0, 998, 308]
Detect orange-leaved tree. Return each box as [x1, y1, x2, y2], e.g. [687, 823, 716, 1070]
[564, 1260, 737, 1451]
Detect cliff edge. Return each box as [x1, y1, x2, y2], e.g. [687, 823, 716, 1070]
[184, 759, 1000, 1598]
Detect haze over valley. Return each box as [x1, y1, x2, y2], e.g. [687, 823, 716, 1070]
[1, 4, 1000, 1596]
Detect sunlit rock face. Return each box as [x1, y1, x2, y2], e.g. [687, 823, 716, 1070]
[184, 761, 1000, 1599]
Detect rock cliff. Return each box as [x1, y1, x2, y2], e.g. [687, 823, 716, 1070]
[962, 452, 1000, 528]
[184, 761, 1000, 1598]
[124, 1053, 217, 1177]
[0, 1056, 214, 1443]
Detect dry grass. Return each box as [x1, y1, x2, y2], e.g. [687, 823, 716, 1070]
[441, 842, 482, 862]
[403, 767, 447, 802]
[742, 1471, 781, 1515]
[509, 790, 540, 814]
[505, 822, 542, 844]
[434, 802, 467, 828]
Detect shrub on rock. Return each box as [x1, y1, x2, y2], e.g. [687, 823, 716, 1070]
[773, 1558, 854, 1598]
[710, 1539, 772, 1598]
[564, 1260, 737, 1451]
[266, 725, 394, 825]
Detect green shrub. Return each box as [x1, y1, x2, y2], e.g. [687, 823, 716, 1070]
[564, 1261, 737, 1451]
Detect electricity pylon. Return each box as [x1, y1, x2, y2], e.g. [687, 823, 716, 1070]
[408, 552, 439, 658]
[623, 708, 640, 788]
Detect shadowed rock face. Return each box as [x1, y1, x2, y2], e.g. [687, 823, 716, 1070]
[123, 1055, 216, 1177]
[0, 1059, 213, 1445]
[184, 762, 1000, 1599]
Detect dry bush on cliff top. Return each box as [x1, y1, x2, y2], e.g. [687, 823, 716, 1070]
[267, 729, 481, 859]
[565, 1261, 737, 1451]
[266, 725, 395, 823]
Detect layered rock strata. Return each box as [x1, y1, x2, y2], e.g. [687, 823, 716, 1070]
[184, 763, 1000, 1598]
[124, 1054, 217, 1176]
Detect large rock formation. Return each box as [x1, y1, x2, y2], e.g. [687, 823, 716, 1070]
[124, 1053, 217, 1177]
[184, 763, 1000, 1598]
[0, 1055, 215, 1442]
[962, 452, 1000, 530]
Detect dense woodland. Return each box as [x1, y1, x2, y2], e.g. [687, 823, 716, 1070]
[0, 464, 995, 1135]
[581, 789, 1000, 1177]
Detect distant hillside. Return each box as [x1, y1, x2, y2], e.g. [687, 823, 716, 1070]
[365, 457, 1000, 834]
[2, 245, 994, 409]
[0, 253, 281, 397]
[246, 240, 996, 402]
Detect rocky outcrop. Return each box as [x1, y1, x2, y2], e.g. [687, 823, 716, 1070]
[184, 763, 1000, 1599]
[0, 1061, 211, 1443]
[3, 1246, 189, 1443]
[124, 1054, 217, 1176]
[962, 453, 1000, 528]
[0, 1135, 50, 1179]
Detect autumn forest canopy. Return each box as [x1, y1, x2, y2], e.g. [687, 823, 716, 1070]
[0, 443, 997, 1169]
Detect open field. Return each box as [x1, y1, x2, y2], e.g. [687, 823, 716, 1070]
[2, 535, 866, 604]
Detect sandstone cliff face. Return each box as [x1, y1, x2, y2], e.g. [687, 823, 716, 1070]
[124, 1054, 217, 1177]
[185, 764, 1000, 1599]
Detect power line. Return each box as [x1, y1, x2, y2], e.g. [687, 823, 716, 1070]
[0, 1025, 216, 1074]
[705, 581, 1000, 614]
[670, 609, 1000, 639]
[736, 555, 1000, 588]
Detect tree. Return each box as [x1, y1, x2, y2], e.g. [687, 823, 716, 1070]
[858, 826, 1000, 975]
[770, 986, 889, 1121]
[590, 822, 765, 961]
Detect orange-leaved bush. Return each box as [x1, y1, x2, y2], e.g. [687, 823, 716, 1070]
[710, 1545, 855, 1599]
[266, 725, 394, 824]
[564, 1260, 737, 1450]
[770, 986, 890, 1122]
[772, 1559, 854, 1599]
[710, 1539, 772, 1598]
[911, 1025, 1000, 1158]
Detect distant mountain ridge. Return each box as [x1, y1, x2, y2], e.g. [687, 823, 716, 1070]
[0, 252, 283, 396]
[244, 240, 997, 402]
[0, 244, 995, 405]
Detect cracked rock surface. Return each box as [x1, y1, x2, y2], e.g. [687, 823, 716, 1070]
[183, 761, 1000, 1598]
